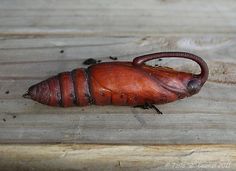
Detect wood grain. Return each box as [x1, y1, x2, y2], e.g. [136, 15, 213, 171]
[0, 0, 236, 145]
[0, 144, 235, 171]
[1, 70, 236, 144]
[0, 0, 236, 36]
[1, 0, 236, 170]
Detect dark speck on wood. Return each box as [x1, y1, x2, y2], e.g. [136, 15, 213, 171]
[109, 56, 118, 60]
[3, 118, 6, 122]
[5, 90, 9, 94]
[83, 58, 98, 65]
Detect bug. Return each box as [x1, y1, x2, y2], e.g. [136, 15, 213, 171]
[23, 52, 208, 113]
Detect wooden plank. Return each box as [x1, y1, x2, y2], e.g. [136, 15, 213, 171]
[1, 57, 236, 83]
[0, 0, 236, 144]
[0, 144, 235, 171]
[0, 0, 235, 36]
[0, 36, 236, 63]
[1, 79, 236, 113]
[1, 113, 236, 144]
[0, 36, 236, 143]
[1, 82, 236, 144]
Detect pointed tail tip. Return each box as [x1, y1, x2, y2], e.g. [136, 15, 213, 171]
[22, 91, 31, 99]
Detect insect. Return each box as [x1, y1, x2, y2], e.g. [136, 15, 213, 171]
[23, 52, 208, 113]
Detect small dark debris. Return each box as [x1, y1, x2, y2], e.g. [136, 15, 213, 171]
[97, 60, 102, 63]
[5, 90, 9, 94]
[134, 104, 149, 109]
[3, 118, 6, 122]
[109, 56, 118, 60]
[155, 64, 159, 66]
[13, 115, 16, 119]
[83, 58, 98, 65]
[141, 37, 148, 41]
[60, 50, 64, 54]
[158, 58, 162, 61]
[134, 103, 163, 114]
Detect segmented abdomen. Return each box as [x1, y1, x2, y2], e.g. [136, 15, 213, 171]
[28, 69, 90, 107]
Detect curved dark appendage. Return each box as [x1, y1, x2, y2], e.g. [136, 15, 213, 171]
[134, 103, 163, 114]
[132, 52, 209, 85]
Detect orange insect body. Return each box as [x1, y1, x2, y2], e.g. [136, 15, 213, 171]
[23, 52, 209, 107]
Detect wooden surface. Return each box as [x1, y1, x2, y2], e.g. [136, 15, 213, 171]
[1, 0, 236, 170]
[0, 0, 236, 144]
[0, 144, 235, 171]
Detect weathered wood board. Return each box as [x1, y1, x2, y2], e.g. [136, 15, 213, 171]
[0, 0, 236, 36]
[0, 144, 235, 171]
[0, 0, 236, 145]
[1, 36, 236, 144]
